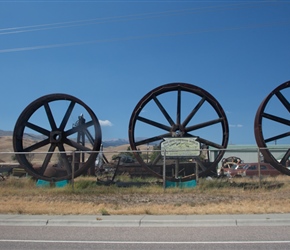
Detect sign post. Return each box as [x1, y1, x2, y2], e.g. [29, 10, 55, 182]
[161, 137, 201, 183]
[161, 138, 201, 157]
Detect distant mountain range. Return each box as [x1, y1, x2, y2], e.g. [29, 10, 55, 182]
[0, 129, 129, 147]
[0, 130, 13, 136]
[102, 138, 129, 147]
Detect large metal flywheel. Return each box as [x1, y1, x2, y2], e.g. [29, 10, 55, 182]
[13, 94, 102, 181]
[128, 83, 229, 181]
[254, 81, 290, 176]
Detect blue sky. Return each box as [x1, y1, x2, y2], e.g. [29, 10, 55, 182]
[1, 0, 290, 145]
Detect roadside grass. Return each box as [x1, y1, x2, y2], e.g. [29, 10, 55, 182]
[0, 175, 290, 215]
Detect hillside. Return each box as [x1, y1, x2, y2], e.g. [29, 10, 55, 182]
[0, 135, 145, 164]
[0, 130, 13, 137]
[0, 136, 15, 163]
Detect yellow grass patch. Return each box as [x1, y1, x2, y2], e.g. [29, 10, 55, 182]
[1, 176, 290, 215]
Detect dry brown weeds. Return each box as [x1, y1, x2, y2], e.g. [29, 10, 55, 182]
[1, 176, 290, 216]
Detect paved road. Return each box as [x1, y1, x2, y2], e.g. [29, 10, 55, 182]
[1, 214, 290, 249]
[0, 225, 290, 249]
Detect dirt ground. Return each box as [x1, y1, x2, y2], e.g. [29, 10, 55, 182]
[1, 136, 290, 215]
[1, 175, 290, 215]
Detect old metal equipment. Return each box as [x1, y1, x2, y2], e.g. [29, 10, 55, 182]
[95, 156, 122, 185]
[218, 156, 242, 177]
[254, 80, 290, 176]
[13, 93, 102, 181]
[128, 82, 229, 181]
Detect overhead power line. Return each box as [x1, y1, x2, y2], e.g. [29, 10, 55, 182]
[1, 19, 290, 54]
[0, 2, 283, 35]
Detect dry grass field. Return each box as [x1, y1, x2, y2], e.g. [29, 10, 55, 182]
[1, 175, 290, 216]
[1, 136, 290, 216]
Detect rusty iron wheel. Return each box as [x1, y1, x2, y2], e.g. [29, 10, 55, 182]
[128, 83, 229, 181]
[254, 81, 290, 176]
[13, 93, 102, 182]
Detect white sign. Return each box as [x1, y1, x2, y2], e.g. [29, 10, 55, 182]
[161, 138, 201, 157]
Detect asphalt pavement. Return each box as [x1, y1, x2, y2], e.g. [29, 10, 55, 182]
[0, 213, 290, 227]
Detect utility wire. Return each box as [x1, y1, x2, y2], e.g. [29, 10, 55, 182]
[0, 2, 283, 35]
[1, 19, 290, 53]
[0, 1, 288, 2]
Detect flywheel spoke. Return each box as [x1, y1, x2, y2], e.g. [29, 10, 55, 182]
[276, 90, 290, 113]
[185, 118, 224, 133]
[66, 120, 94, 136]
[262, 113, 290, 126]
[254, 81, 290, 176]
[135, 132, 172, 147]
[39, 144, 56, 175]
[280, 149, 290, 165]
[182, 97, 206, 128]
[137, 116, 172, 131]
[265, 131, 290, 143]
[176, 88, 181, 125]
[153, 95, 175, 126]
[44, 103, 57, 130]
[129, 83, 228, 181]
[23, 138, 50, 152]
[59, 101, 75, 131]
[64, 138, 94, 152]
[26, 122, 50, 137]
[197, 136, 225, 150]
[13, 94, 101, 181]
[57, 144, 72, 174]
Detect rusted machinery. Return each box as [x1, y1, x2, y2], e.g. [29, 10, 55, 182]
[128, 83, 229, 181]
[12, 81, 290, 182]
[218, 156, 242, 177]
[254, 80, 290, 176]
[13, 83, 229, 182]
[13, 94, 102, 182]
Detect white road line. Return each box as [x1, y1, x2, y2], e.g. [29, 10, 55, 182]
[0, 240, 290, 244]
